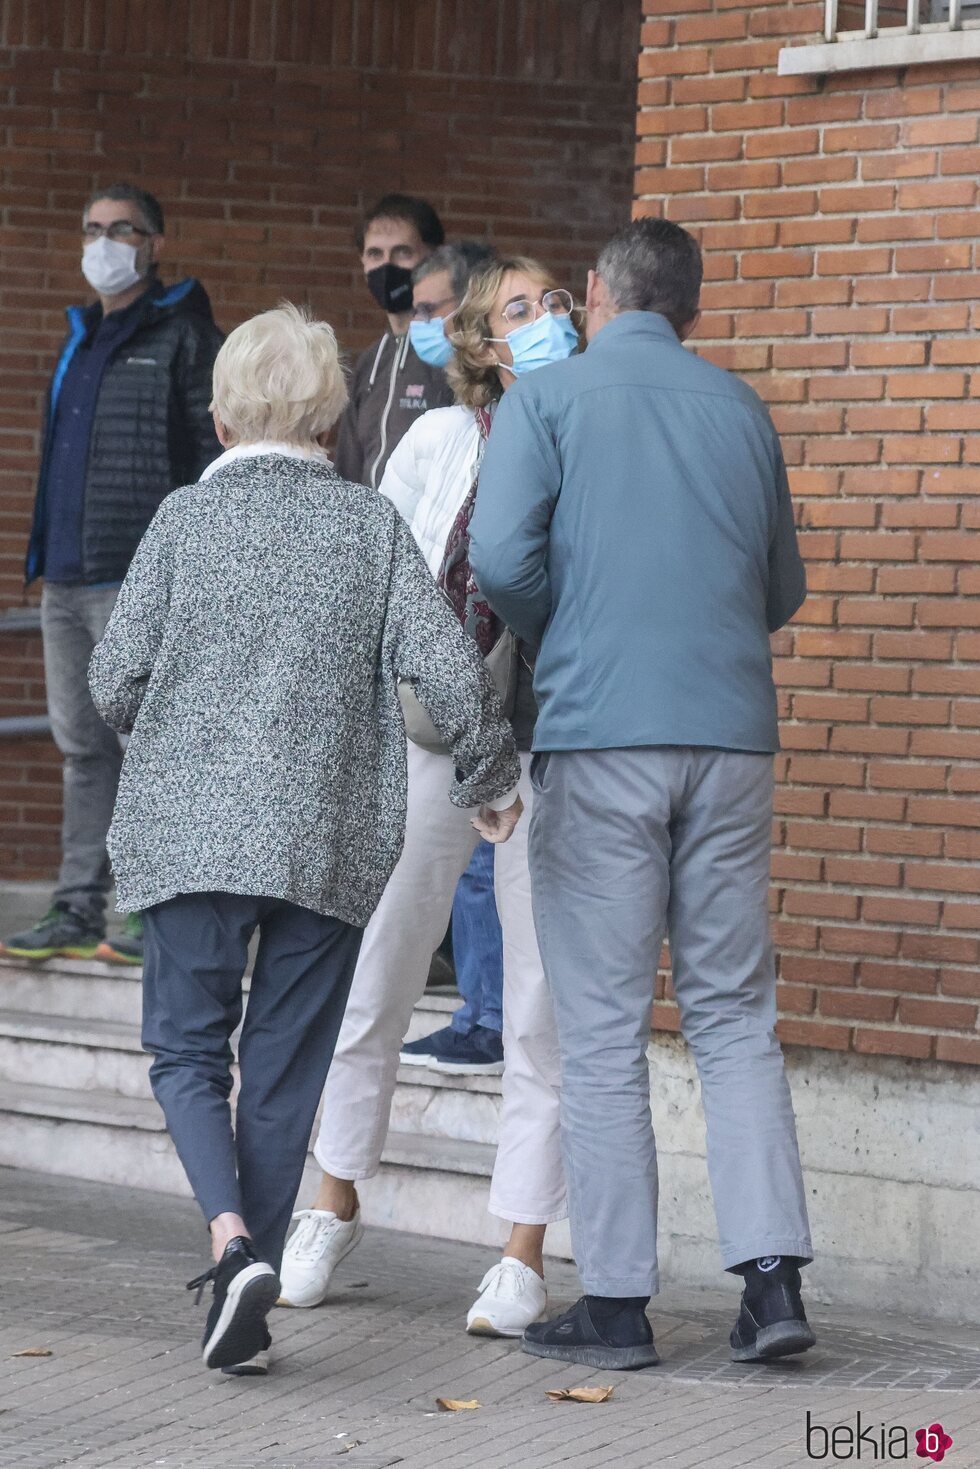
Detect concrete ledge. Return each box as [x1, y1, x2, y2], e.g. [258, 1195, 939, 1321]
[648, 1035, 979, 1324]
[779, 24, 980, 74]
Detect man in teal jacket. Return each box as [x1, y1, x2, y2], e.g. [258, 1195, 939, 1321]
[470, 218, 815, 1372]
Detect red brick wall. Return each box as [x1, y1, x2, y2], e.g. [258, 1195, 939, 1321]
[0, 0, 640, 876]
[639, 3, 980, 1063]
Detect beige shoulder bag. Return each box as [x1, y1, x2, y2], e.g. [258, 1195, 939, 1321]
[398, 629, 519, 755]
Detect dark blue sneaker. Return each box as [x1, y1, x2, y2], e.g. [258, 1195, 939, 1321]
[400, 1024, 504, 1075]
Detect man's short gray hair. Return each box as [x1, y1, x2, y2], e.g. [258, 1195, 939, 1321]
[414, 241, 497, 301]
[84, 183, 165, 236]
[596, 219, 702, 330]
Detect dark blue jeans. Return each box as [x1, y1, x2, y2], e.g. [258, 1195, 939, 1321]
[142, 891, 363, 1271]
[450, 840, 503, 1036]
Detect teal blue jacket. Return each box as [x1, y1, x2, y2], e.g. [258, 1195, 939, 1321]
[469, 311, 806, 754]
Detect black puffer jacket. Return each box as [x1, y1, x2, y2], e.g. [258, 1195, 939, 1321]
[26, 278, 223, 585]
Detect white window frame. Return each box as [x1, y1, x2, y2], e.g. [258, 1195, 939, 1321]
[779, 0, 980, 74]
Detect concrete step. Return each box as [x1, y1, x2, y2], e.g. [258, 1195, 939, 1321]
[389, 1064, 501, 1145]
[0, 955, 461, 1031]
[0, 1080, 572, 1257]
[0, 951, 571, 1258]
[0, 955, 144, 1025]
[0, 1009, 154, 1098]
[0, 1002, 501, 1139]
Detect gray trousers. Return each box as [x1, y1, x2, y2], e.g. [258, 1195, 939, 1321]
[528, 747, 812, 1297]
[142, 892, 363, 1271]
[41, 583, 123, 922]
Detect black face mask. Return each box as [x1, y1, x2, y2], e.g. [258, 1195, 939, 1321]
[366, 262, 414, 315]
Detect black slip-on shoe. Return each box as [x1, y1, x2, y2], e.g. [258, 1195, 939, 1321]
[730, 1262, 816, 1363]
[522, 1297, 660, 1371]
[187, 1237, 280, 1370]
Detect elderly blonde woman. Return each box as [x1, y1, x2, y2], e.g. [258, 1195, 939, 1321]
[88, 304, 521, 1377]
[279, 259, 579, 1339]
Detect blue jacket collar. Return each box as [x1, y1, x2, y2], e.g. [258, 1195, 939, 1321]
[587, 311, 681, 352]
[63, 277, 200, 327]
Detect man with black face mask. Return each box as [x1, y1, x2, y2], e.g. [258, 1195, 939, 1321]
[334, 194, 454, 489]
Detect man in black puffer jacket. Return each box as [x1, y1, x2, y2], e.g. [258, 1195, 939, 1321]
[4, 184, 223, 967]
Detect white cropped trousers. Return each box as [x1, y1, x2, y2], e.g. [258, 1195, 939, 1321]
[313, 743, 566, 1226]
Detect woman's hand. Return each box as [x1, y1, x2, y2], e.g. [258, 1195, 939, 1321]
[471, 795, 523, 844]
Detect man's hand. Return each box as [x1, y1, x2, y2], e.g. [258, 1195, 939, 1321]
[471, 796, 523, 844]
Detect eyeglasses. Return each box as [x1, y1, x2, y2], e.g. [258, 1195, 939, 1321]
[411, 296, 457, 324]
[499, 289, 574, 329]
[82, 220, 153, 242]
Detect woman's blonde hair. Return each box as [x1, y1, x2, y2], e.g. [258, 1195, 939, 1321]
[210, 302, 349, 447]
[447, 255, 561, 410]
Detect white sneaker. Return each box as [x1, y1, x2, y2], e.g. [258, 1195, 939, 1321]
[465, 1256, 548, 1338]
[277, 1208, 363, 1308]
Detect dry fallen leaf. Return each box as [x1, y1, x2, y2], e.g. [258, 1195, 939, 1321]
[545, 1385, 615, 1404]
[12, 1348, 53, 1358]
[436, 1397, 482, 1412]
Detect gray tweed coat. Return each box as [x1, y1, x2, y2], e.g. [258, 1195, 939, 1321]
[89, 453, 519, 927]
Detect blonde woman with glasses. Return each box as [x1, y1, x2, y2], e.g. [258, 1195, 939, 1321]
[279, 258, 580, 1338]
[89, 304, 521, 1377]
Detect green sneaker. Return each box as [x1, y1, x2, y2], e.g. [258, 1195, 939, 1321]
[97, 911, 143, 966]
[2, 904, 104, 960]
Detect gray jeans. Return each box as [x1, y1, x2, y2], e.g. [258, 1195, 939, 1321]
[41, 583, 122, 923]
[528, 746, 812, 1297]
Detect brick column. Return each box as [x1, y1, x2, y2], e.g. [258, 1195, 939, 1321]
[637, 3, 980, 1064]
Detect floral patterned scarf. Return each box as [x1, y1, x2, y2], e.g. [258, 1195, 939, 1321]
[436, 405, 501, 657]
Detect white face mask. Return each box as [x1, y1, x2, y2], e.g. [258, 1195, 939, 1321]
[81, 236, 144, 296]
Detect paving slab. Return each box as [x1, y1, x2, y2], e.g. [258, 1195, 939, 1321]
[0, 1168, 977, 1467]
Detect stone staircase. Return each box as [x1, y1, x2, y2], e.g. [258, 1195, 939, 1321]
[0, 954, 572, 1258]
[2, 949, 977, 1321]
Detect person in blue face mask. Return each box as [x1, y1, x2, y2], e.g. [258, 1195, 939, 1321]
[408, 241, 497, 370]
[279, 257, 581, 1343]
[408, 243, 507, 1055]
[483, 282, 580, 377]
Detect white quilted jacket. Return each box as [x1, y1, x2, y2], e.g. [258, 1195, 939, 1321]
[378, 405, 482, 575]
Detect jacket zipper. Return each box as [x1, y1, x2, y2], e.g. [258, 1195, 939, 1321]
[369, 332, 410, 490]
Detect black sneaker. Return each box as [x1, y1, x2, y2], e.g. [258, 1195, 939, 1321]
[97, 912, 143, 965]
[221, 1330, 271, 1377]
[187, 1236, 280, 1370]
[2, 903, 103, 960]
[730, 1256, 816, 1363]
[522, 1297, 660, 1371]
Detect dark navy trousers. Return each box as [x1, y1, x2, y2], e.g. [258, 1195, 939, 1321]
[142, 892, 363, 1271]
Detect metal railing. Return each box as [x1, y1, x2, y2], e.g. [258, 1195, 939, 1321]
[780, 0, 980, 71]
[0, 715, 51, 738]
[0, 606, 51, 740]
[823, 0, 975, 40]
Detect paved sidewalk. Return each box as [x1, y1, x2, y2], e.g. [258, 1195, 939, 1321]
[0, 1169, 977, 1469]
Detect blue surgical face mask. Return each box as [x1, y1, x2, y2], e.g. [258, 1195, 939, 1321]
[409, 316, 454, 368]
[489, 310, 578, 377]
